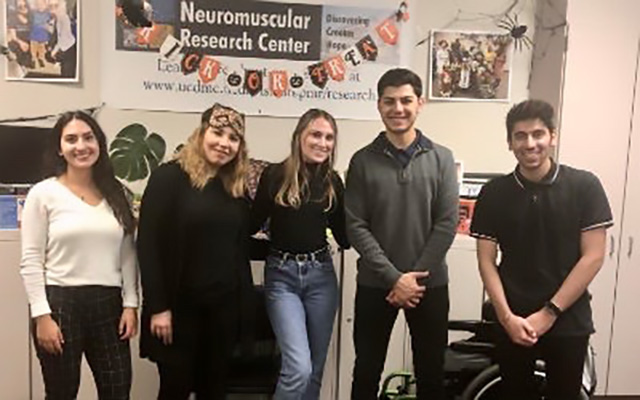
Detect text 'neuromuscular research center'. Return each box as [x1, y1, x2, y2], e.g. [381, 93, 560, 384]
[179, 1, 324, 60]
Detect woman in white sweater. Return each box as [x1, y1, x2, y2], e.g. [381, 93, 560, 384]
[20, 111, 138, 400]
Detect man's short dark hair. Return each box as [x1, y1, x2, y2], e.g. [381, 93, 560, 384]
[377, 68, 423, 98]
[506, 99, 556, 141]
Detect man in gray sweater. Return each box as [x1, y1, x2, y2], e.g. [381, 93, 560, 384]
[346, 68, 459, 400]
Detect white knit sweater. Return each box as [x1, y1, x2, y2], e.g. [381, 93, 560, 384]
[20, 178, 139, 318]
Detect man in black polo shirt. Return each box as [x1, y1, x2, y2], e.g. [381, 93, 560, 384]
[470, 99, 613, 399]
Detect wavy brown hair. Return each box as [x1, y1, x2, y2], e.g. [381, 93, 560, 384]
[275, 109, 338, 210]
[44, 111, 136, 234]
[175, 122, 248, 197]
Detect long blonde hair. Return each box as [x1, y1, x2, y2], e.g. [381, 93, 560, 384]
[275, 109, 338, 210]
[175, 122, 248, 198]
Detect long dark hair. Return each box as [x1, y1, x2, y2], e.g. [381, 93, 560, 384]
[45, 111, 136, 234]
[275, 108, 338, 210]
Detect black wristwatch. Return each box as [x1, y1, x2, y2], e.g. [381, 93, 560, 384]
[544, 300, 563, 317]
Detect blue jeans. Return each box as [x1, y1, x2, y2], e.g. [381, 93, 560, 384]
[264, 253, 338, 400]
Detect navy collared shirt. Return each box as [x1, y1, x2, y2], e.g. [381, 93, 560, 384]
[381, 130, 433, 168]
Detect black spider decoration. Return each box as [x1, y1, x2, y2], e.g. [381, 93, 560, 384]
[497, 14, 533, 51]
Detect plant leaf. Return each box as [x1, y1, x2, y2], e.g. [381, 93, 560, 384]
[109, 123, 167, 182]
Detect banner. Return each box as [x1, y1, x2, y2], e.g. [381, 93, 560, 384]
[101, 0, 413, 119]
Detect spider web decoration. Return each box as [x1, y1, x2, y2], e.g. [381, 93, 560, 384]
[415, 0, 567, 54]
[531, 0, 568, 59]
[416, 0, 522, 47]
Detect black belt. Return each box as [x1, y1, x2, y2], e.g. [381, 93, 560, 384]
[270, 246, 331, 263]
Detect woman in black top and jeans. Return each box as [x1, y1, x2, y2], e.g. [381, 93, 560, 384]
[251, 108, 349, 400]
[137, 103, 252, 399]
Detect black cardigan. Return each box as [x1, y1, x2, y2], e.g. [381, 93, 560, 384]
[136, 162, 253, 361]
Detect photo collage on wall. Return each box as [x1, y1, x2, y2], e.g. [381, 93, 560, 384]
[4, 0, 80, 82]
[430, 30, 513, 102]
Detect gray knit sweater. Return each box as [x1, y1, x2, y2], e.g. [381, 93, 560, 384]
[345, 132, 459, 289]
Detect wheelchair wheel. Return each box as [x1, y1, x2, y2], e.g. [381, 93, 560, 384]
[460, 364, 590, 400]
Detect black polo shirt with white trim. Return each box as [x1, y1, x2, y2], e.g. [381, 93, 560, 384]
[470, 162, 613, 336]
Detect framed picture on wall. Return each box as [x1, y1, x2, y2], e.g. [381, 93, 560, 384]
[429, 30, 513, 102]
[4, 0, 80, 82]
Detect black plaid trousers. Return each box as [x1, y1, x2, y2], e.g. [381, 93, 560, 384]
[34, 285, 132, 400]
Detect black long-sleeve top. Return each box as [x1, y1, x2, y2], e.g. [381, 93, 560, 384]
[136, 162, 253, 360]
[251, 162, 349, 253]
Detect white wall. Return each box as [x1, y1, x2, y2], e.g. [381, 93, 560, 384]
[1, 0, 537, 189]
[558, 0, 640, 393]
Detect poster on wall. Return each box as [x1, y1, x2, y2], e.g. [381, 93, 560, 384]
[101, 0, 413, 120]
[3, 0, 80, 82]
[429, 30, 512, 102]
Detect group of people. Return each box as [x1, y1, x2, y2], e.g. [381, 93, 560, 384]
[433, 36, 509, 99]
[6, 0, 77, 78]
[19, 67, 612, 400]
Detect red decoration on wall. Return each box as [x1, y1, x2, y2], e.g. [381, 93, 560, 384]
[324, 56, 346, 82]
[376, 18, 399, 45]
[135, 25, 161, 45]
[198, 56, 220, 84]
[269, 70, 289, 97]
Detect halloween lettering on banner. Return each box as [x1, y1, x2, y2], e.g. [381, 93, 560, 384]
[198, 56, 220, 84]
[245, 70, 263, 96]
[343, 45, 363, 67]
[159, 35, 183, 61]
[269, 71, 289, 97]
[181, 51, 203, 75]
[376, 19, 399, 45]
[111, 0, 413, 115]
[308, 62, 329, 89]
[136, 27, 152, 45]
[356, 35, 379, 61]
[136, 24, 164, 47]
[324, 56, 346, 81]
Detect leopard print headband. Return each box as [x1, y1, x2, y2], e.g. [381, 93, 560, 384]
[208, 103, 245, 136]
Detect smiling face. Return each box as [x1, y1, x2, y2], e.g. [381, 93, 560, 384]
[59, 118, 100, 172]
[300, 117, 335, 164]
[201, 124, 241, 168]
[377, 84, 424, 137]
[508, 118, 557, 175]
